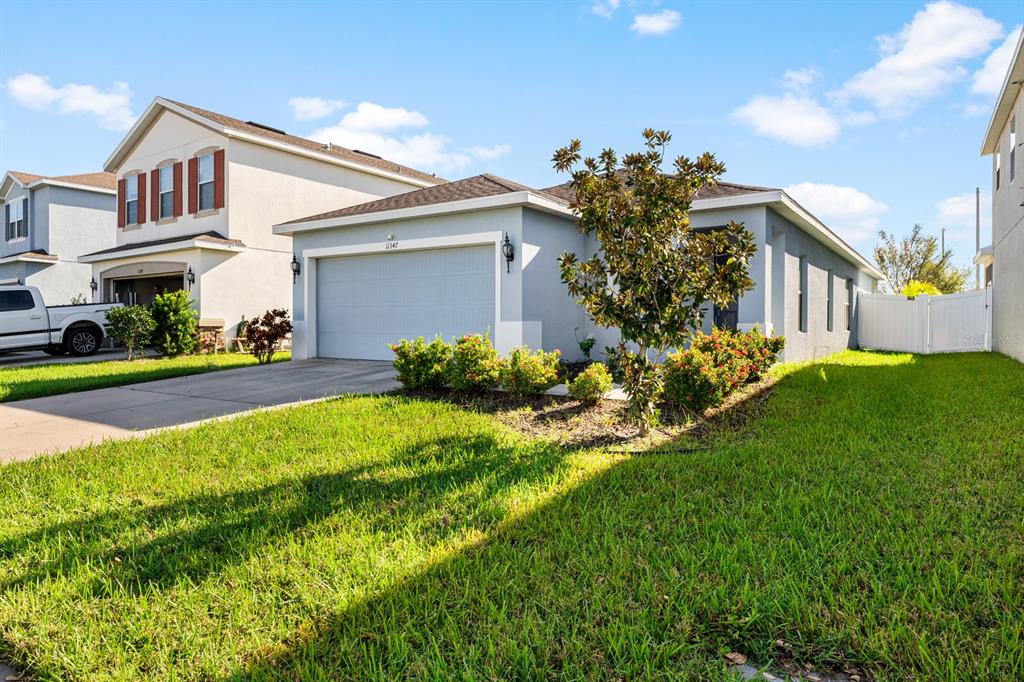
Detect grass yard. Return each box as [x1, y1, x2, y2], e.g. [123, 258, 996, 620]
[1, 350, 1022, 680]
[0, 352, 290, 402]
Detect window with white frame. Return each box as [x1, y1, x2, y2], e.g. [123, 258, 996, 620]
[6, 200, 26, 241]
[198, 154, 214, 211]
[1011, 117, 1017, 183]
[996, 150, 1001, 191]
[125, 175, 139, 225]
[159, 166, 174, 219]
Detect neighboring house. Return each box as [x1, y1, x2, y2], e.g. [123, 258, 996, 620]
[81, 97, 441, 344]
[0, 171, 116, 303]
[980, 30, 1024, 363]
[275, 174, 881, 363]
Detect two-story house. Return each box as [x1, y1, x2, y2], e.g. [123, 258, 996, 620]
[1, 171, 116, 303]
[81, 97, 441, 345]
[980, 30, 1024, 363]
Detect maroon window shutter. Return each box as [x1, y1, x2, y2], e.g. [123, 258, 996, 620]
[173, 162, 183, 217]
[188, 157, 199, 214]
[151, 169, 160, 222]
[137, 173, 147, 224]
[117, 178, 126, 228]
[213, 149, 225, 209]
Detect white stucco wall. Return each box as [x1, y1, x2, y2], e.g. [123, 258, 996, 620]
[990, 85, 1024, 362]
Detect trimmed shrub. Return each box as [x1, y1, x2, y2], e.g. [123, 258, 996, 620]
[245, 309, 292, 365]
[568, 362, 613, 402]
[689, 327, 786, 387]
[105, 305, 155, 360]
[662, 348, 728, 413]
[151, 290, 198, 357]
[446, 333, 502, 392]
[389, 336, 451, 389]
[500, 346, 562, 396]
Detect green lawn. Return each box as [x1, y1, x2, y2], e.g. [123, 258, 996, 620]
[0, 352, 290, 402]
[0, 350, 1022, 680]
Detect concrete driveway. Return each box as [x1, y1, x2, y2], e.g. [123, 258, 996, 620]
[0, 347, 152, 368]
[0, 359, 398, 464]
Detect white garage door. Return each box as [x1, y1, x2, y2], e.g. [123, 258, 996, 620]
[316, 245, 496, 360]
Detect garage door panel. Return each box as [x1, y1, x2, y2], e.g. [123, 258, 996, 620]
[316, 246, 496, 360]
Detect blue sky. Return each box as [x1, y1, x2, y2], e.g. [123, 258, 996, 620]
[1, 0, 1021, 270]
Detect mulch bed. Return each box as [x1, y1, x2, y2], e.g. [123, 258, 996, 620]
[403, 374, 778, 451]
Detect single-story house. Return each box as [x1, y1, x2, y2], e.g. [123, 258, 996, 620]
[1, 171, 116, 303]
[275, 173, 882, 364]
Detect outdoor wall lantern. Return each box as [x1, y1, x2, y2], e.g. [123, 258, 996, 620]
[501, 233, 515, 273]
[186, 266, 195, 289]
[291, 254, 301, 283]
[89, 277, 98, 293]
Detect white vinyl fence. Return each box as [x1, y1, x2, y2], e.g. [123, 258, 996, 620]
[858, 288, 992, 354]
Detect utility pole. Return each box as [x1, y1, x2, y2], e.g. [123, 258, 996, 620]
[941, 227, 945, 256]
[975, 187, 981, 290]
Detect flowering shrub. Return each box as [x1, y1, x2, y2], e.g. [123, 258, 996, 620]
[245, 309, 292, 364]
[689, 327, 786, 386]
[445, 333, 502, 391]
[664, 328, 785, 412]
[499, 346, 561, 396]
[662, 348, 728, 412]
[568, 362, 613, 403]
[389, 336, 451, 389]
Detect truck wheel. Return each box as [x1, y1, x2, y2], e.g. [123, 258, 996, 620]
[43, 346, 66, 356]
[65, 327, 100, 356]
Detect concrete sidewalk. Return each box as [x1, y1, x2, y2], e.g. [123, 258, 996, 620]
[0, 359, 397, 463]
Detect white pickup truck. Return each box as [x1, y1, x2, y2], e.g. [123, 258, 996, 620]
[0, 285, 122, 356]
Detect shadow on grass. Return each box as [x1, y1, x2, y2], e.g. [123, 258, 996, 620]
[226, 352, 1024, 680]
[0, 433, 569, 597]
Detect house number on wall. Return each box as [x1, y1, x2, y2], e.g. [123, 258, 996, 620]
[385, 240, 399, 250]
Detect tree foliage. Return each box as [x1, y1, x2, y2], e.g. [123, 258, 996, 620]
[151, 290, 198, 357]
[105, 305, 155, 360]
[874, 225, 969, 294]
[553, 129, 756, 432]
[901, 280, 940, 297]
[244, 309, 293, 365]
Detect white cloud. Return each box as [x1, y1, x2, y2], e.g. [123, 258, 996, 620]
[466, 144, 512, 160]
[6, 73, 136, 130]
[785, 182, 890, 244]
[288, 96, 348, 121]
[630, 9, 681, 36]
[731, 93, 840, 147]
[834, 1, 1002, 117]
[962, 102, 990, 117]
[782, 67, 821, 91]
[307, 101, 509, 173]
[936, 192, 990, 239]
[591, 0, 620, 19]
[971, 25, 1022, 96]
[336, 102, 428, 132]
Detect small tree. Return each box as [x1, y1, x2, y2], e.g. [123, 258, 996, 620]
[151, 290, 198, 357]
[875, 225, 969, 294]
[245, 309, 292, 364]
[105, 305, 155, 360]
[553, 129, 756, 433]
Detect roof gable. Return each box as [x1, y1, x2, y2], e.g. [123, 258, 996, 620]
[104, 98, 442, 187]
[2, 170, 115, 198]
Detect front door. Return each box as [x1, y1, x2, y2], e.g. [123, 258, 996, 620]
[0, 288, 48, 351]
